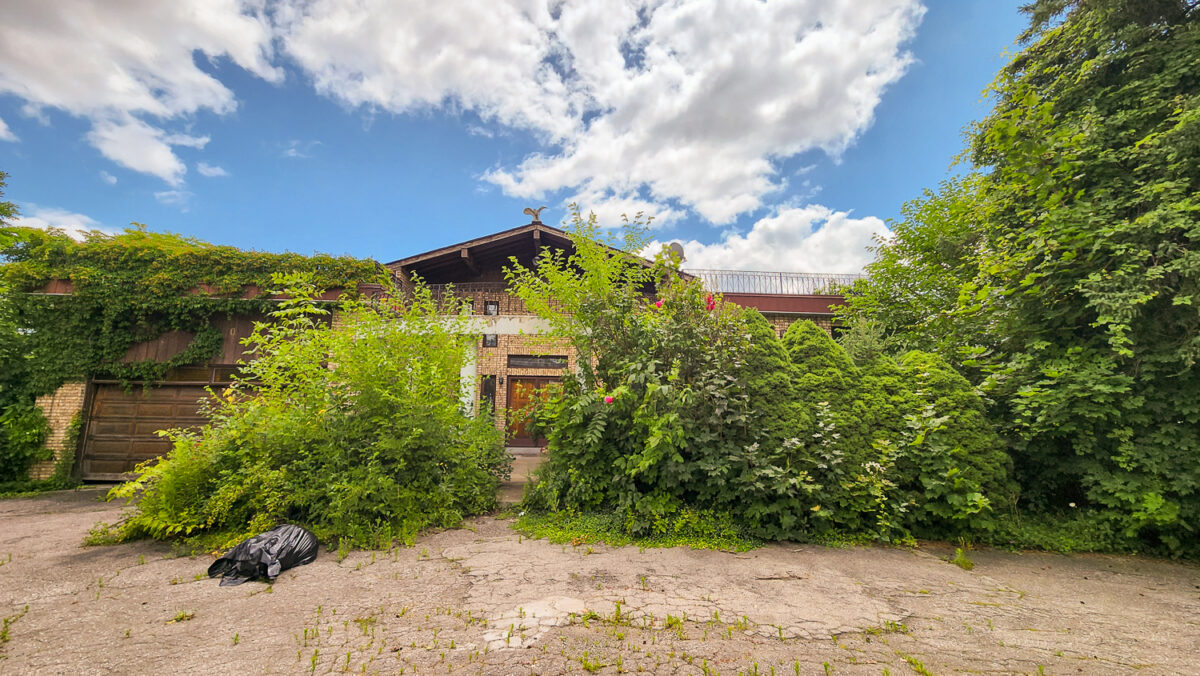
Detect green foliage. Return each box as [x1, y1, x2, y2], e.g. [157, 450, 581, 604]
[0, 170, 19, 249]
[512, 509, 759, 553]
[0, 217, 378, 487]
[107, 274, 510, 548]
[0, 225, 381, 396]
[0, 401, 49, 482]
[767, 328, 1015, 541]
[512, 209, 1014, 548]
[986, 509, 1130, 555]
[740, 311, 808, 451]
[511, 207, 783, 534]
[949, 546, 974, 571]
[968, 0, 1200, 557]
[839, 1, 1200, 557]
[834, 316, 892, 364]
[891, 352, 1018, 534]
[836, 175, 989, 364]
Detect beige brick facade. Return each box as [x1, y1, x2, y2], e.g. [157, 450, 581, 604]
[764, 313, 834, 338]
[29, 381, 86, 480]
[473, 332, 577, 435]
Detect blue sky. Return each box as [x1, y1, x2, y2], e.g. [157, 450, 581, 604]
[0, 0, 1026, 272]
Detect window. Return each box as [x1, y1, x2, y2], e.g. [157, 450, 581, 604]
[829, 323, 846, 340]
[484, 300, 500, 315]
[482, 334, 498, 347]
[479, 375, 497, 412]
[507, 354, 568, 369]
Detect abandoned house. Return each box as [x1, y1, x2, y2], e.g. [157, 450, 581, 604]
[26, 215, 858, 481]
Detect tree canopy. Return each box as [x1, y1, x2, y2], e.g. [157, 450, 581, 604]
[841, 0, 1200, 555]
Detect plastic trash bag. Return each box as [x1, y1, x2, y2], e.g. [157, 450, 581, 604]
[207, 524, 319, 586]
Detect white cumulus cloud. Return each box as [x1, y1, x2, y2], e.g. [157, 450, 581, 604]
[86, 116, 207, 186]
[13, 204, 117, 240]
[0, 116, 16, 142]
[196, 162, 229, 177]
[0, 0, 277, 183]
[154, 190, 195, 210]
[649, 205, 890, 273]
[277, 0, 924, 224]
[0, 0, 923, 227]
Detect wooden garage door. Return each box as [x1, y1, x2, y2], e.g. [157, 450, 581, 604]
[81, 384, 215, 481]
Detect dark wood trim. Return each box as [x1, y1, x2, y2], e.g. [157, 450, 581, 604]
[460, 247, 478, 274]
[721, 293, 845, 314]
[73, 380, 99, 480]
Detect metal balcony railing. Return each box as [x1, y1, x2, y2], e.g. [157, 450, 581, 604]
[686, 270, 864, 295]
[417, 271, 861, 316]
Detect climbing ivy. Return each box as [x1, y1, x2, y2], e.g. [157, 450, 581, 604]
[0, 225, 383, 397]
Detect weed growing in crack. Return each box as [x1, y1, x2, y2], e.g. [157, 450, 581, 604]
[167, 611, 195, 624]
[897, 652, 932, 676]
[1, 606, 28, 644]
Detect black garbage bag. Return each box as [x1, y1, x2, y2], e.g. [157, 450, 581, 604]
[207, 524, 319, 586]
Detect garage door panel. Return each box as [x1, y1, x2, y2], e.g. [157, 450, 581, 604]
[81, 384, 213, 480]
[86, 438, 137, 454]
[131, 420, 194, 436]
[84, 457, 136, 476]
[94, 401, 138, 416]
[91, 420, 136, 436]
[137, 403, 179, 417]
[130, 439, 172, 458]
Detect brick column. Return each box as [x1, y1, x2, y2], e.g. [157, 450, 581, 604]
[28, 382, 87, 480]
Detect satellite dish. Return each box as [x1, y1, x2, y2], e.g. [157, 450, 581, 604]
[667, 241, 686, 263]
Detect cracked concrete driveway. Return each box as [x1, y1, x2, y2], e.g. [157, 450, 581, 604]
[2, 488, 1198, 675]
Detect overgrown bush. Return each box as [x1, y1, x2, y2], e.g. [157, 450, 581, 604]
[512, 208, 1015, 547]
[520, 271, 763, 535]
[0, 402, 49, 482]
[836, 1, 1200, 558]
[109, 274, 509, 549]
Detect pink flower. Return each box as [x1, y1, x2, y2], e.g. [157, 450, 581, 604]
[604, 395, 614, 404]
[705, 293, 716, 311]
[654, 300, 663, 308]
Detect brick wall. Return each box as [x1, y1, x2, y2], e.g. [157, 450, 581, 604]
[764, 313, 834, 337]
[473, 332, 577, 433]
[28, 381, 87, 480]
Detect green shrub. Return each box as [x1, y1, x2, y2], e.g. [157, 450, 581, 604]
[742, 311, 808, 449]
[513, 508, 759, 553]
[892, 351, 1017, 535]
[513, 210, 808, 536]
[0, 402, 49, 482]
[778, 320, 880, 534]
[513, 210, 1017, 548]
[109, 274, 509, 548]
[521, 274, 762, 535]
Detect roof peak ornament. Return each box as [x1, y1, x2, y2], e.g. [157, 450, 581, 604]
[522, 206, 546, 224]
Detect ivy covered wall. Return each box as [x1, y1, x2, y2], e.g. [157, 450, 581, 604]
[0, 225, 383, 484]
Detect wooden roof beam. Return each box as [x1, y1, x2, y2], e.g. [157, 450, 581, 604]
[460, 247, 478, 275]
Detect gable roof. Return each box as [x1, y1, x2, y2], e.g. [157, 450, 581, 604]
[385, 222, 576, 284]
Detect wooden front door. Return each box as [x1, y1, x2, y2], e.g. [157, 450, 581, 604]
[506, 377, 559, 447]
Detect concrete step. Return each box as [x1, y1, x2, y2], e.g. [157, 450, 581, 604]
[498, 453, 546, 505]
